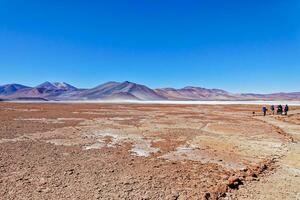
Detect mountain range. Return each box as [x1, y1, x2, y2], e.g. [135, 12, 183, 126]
[0, 81, 299, 101]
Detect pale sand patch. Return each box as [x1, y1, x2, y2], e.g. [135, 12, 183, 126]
[3, 108, 40, 112]
[281, 142, 300, 169]
[46, 139, 83, 146]
[90, 132, 160, 157]
[202, 121, 274, 137]
[83, 141, 105, 150]
[161, 130, 286, 170]
[2, 118, 161, 157]
[14, 118, 64, 124]
[14, 117, 85, 124]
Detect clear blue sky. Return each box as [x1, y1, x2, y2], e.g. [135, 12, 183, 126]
[0, 0, 299, 93]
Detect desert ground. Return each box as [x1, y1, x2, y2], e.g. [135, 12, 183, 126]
[0, 102, 299, 200]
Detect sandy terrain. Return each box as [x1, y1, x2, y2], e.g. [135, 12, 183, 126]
[0, 103, 299, 200]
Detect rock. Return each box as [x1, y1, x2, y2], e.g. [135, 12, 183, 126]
[65, 169, 74, 175]
[228, 176, 243, 189]
[204, 192, 211, 200]
[259, 164, 267, 172]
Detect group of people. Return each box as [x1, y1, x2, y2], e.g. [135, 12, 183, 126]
[262, 104, 289, 116]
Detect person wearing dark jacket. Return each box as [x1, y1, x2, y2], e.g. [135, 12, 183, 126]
[284, 105, 289, 115]
[277, 105, 283, 115]
[270, 105, 275, 115]
[262, 106, 268, 116]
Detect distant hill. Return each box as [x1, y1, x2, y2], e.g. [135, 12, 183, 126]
[0, 81, 299, 101]
[66, 81, 166, 100]
[0, 82, 78, 100]
[155, 86, 236, 100]
[0, 84, 30, 95]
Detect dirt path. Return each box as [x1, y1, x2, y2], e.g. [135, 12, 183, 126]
[232, 115, 300, 200]
[257, 115, 300, 141]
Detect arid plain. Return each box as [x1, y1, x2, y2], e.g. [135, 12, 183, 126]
[0, 102, 299, 200]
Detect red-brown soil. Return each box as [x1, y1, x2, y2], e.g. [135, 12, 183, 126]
[0, 103, 299, 200]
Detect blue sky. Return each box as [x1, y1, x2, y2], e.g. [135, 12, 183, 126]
[0, 0, 299, 93]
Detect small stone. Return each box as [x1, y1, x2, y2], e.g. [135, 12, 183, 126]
[204, 192, 211, 200]
[228, 176, 243, 189]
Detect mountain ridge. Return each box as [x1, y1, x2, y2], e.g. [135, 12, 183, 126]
[0, 81, 299, 101]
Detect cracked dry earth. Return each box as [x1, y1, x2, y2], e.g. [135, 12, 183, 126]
[0, 103, 299, 200]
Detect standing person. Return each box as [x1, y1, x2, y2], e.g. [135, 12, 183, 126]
[277, 105, 283, 115]
[284, 104, 289, 115]
[270, 105, 275, 115]
[262, 106, 268, 116]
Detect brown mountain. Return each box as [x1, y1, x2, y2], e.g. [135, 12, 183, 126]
[155, 86, 237, 100]
[0, 84, 30, 95]
[1, 81, 300, 101]
[0, 82, 78, 100]
[71, 81, 166, 100]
